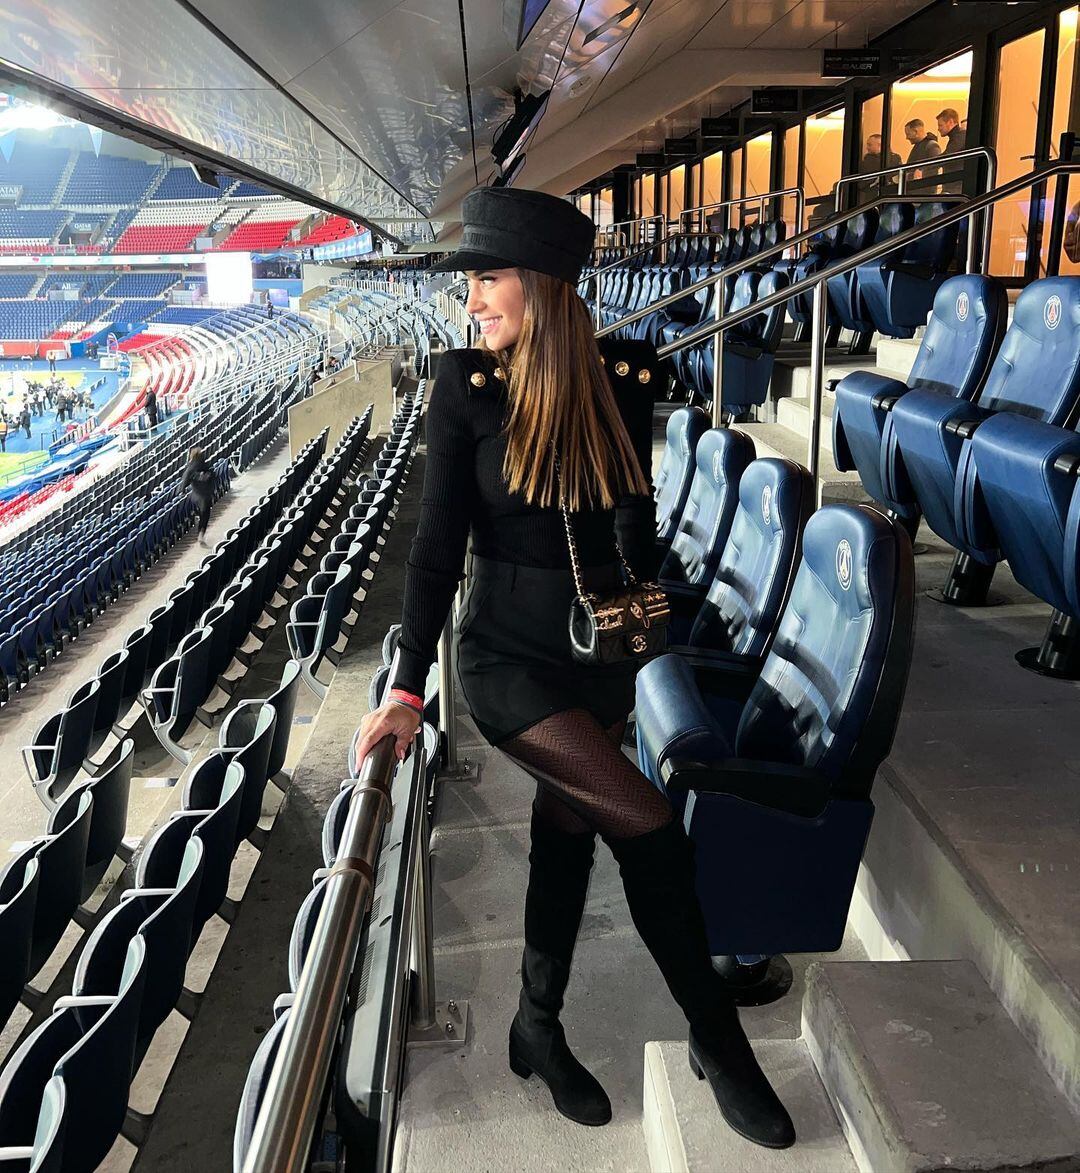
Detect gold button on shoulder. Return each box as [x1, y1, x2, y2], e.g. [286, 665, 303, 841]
[469, 371, 487, 388]
[615, 360, 630, 377]
[600, 355, 606, 366]
[638, 368, 652, 384]
[494, 367, 506, 381]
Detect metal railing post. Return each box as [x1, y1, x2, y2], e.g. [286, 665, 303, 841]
[807, 282, 828, 506]
[437, 615, 463, 777]
[409, 802, 438, 1031]
[711, 289, 724, 427]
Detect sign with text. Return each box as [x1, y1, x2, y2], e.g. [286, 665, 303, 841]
[752, 88, 800, 114]
[0, 184, 22, 201]
[701, 117, 739, 139]
[663, 138, 697, 156]
[822, 49, 881, 77]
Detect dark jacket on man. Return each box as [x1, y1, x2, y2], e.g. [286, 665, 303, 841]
[907, 132, 941, 166]
[180, 455, 215, 501]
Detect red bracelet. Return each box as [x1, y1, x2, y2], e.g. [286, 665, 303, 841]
[389, 688, 424, 711]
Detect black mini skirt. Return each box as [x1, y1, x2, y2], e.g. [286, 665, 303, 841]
[455, 555, 639, 745]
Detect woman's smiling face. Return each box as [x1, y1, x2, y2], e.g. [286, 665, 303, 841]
[465, 269, 525, 350]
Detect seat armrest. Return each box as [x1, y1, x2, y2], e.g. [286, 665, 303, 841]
[661, 756, 832, 817]
[670, 647, 762, 677]
[943, 417, 983, 439]
[871, 392, 903, 412]
[661, 581, 707, 601]
[1053, 453, 1080, 476]
[825, 378, 841, 397]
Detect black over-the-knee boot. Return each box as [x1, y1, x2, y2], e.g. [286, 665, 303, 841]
[608, 818, 796, 1149]
[508, 809, 612, 1126]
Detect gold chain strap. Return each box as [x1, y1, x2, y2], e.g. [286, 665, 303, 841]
[553, 448, 637, 606]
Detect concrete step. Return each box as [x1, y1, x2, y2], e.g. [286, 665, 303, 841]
[875, 337, 920, 381]
[644, 1038, 857, 1172]
[803, 960, 1080, 1172]
[737, 421, 868, 505]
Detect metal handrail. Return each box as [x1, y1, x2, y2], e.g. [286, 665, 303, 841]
[679, 187, 805, 236]
[606, 213, 667, 244]
[646, 158, 1080, 493]
[241, 736, 403, 1173]
[594, 192, 964, 340]
[834, 145, 997, 210]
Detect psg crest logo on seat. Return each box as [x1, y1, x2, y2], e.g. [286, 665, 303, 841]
[1044, 294, 1062, 331]
[956, 290, 969, 322]
[836, 539, 853, 591]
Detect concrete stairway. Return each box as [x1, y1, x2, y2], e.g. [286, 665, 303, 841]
[640, 530, 1080, 1172]
[731, 334, 922, 504]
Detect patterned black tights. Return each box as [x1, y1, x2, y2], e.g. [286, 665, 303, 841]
[499, 708, 673, 839]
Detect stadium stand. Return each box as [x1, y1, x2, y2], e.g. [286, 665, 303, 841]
[61, 154, 160, 206]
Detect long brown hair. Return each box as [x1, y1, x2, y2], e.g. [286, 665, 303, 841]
[482, 268, 649, 511]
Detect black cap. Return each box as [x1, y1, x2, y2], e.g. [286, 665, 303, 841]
[429, 186, 596, 284]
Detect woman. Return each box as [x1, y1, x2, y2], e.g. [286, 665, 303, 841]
[353, 187, 795, 1149]
[180, 445, 215, 545]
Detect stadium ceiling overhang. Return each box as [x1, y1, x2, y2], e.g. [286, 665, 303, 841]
[0, 0, 931, 248]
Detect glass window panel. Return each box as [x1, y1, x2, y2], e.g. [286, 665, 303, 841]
[703, 150, 724, 209]
[856, 93, 891, 199]
[783, 124, 801, 233]
[744, 132, 773, 224]
[640, 173, 655, 218]
[889, 50, 973, 196]
[667, 164, 686, 225]
[803, 108, 845, 226]
[990, 28, 1047, 276]
[1060, 175, 1080, 276]
[1042, 8, 1079, 275]
[597, 187, 614, 229]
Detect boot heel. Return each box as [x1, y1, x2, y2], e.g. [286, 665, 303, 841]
[509, 1051, 533, 1080]
[688, 1049, 705, 1081]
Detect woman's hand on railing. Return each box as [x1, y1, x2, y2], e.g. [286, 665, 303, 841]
[354, 700, 422, 766]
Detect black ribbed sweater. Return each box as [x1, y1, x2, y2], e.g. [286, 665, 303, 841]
[392, 343, 658, 697]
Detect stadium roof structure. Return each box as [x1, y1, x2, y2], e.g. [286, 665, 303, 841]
[0, 0, 930, 244]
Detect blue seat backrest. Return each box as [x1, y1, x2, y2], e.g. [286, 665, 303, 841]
[810, 221, 844, 256]
[875, 202, 915, 242]
[752, 270, 790, 350]
[747, 224, 764, 255]
[690, 458, 810, 657]
[663, 429, 754, 586]
[735, 504, 903, 779]
[907, 202, 960, 267]
[976, 277, 1080, 424]
[842, 210, 878, 253]
[908, 275, 1008, 399]
[729, 271, 759, 317]
[761, 220, 785, 251]
[655, 407, 708, 529]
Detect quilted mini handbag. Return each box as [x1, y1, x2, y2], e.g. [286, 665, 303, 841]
[555, 452, 670, 666]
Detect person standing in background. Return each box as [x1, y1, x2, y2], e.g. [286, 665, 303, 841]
[180, 446, 216, 545]
[903, 119, 941, 184]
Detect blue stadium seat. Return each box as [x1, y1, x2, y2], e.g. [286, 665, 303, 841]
[218, 703, 277, 846]
[140, 626, 214, 765]
[658, 428, 756, 599]
[0, 937, 147, 1173]
[0, 1073, 64, 1170]
[27, 789, 93, 977]
[668, 458, 813, 657]
[232, 1003, 293, 1172]
[47, 738, 134, 901]
[72, 836, 204, 1066]
[833, 275, 1008, 523]
[0, 853, 39, 1035]
[967, 407, 1080, 676]
[856, 202, 960, 339]
[22, 679, 101, 809]
[635, 505, 915, 965]
[827, 203, 913, 342]
[171, 758, 246, 935]
[698, 270, 790, 416]
[891, 277, 1080, 601]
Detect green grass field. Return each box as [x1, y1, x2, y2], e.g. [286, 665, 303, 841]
[0, 449, 48, 487]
